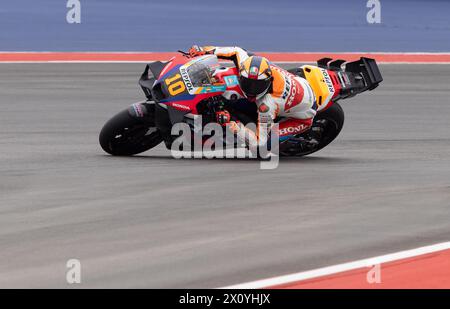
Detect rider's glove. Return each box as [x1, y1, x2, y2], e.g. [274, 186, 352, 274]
[216, 110, 231, 126]
[188, 45, 207, 58]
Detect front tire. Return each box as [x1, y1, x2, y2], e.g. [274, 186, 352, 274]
[99, 104, 163, 156]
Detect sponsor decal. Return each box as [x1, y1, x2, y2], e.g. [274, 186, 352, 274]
[269, 66, 291, 101]
[285, 80, 298, 111]
[282, 76, 291, 100]
[279, 124, 309, 136]
[199, 85, 227, 93]
[284, 78, 305, 112]
[225, 75, 239, 87]
[321, 69, 335, 94]
[258, 103, 270, 113]
[171, 103, 191, 111]
[180, 66, 194, 92]
[249, 66, 259, 76]
[131, 103, 145, 117]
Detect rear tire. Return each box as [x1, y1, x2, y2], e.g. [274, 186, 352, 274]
[99, 104, 163, 156]
[282, 103, 345, 157]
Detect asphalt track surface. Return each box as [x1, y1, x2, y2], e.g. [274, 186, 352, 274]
[0, 63, 449, 288]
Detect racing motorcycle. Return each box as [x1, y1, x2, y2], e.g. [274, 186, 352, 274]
[99, 51, 382, 157]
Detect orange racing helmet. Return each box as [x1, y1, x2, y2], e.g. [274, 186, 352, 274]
[239, 56, 273, 100]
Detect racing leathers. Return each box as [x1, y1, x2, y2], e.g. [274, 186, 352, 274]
[191, 45, 317, 148]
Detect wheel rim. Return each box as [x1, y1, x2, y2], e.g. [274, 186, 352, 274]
[109, 124, 160, 151]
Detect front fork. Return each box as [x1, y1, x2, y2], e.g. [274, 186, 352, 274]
[154, 103, 174, 149]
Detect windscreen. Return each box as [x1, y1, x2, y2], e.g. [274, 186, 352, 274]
[185, 56, 219, 87]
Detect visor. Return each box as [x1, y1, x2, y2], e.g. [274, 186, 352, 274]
[239, 76, 271, 97]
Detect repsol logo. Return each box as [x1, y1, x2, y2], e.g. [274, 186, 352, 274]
[321, 70, 335, 94]
[180, 67, 194, 92]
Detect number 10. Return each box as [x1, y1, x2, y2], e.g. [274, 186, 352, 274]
[165, 74, 186, 96]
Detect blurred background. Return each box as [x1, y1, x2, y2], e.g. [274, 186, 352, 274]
[1, 0, 449, 52]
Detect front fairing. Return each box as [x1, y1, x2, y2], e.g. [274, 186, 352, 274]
[153, 55, 232, 114]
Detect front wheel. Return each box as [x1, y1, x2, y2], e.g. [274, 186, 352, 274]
[99, 103, 163, 156]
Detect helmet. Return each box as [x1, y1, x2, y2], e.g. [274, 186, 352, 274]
[239, 56, 272, 100]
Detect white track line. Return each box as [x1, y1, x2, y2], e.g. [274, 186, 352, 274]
[220, 241, 450, 289]
[1, 51, 450, 64]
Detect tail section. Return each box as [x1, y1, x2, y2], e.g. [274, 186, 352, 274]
[316, 57, 383, 101]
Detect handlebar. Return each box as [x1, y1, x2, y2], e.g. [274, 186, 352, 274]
[178, 50, 190, 58]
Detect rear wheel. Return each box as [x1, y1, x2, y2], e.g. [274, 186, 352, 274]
[99, 103, 163, 156]
[280, 103, 345, 156]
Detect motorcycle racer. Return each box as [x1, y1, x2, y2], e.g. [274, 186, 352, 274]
[188, 45, 317, 149]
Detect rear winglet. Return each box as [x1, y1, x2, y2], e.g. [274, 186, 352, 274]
[345, 57, 383, 91]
